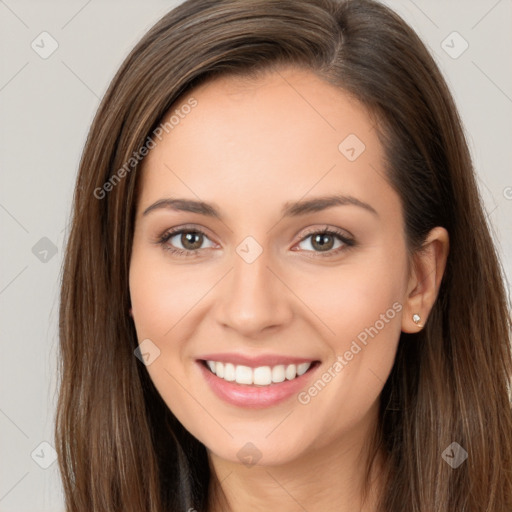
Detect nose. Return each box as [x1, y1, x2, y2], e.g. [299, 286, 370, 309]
[215, 246, 293, 338]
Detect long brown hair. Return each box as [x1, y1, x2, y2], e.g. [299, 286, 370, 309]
[55, 0, 512, 510]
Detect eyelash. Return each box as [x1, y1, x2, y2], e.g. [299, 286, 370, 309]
[155, 225, 356, 259]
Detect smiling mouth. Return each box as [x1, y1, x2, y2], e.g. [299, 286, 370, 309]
[200, 359, 320, 387]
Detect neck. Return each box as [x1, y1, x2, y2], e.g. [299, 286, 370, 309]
[207, 413, 387, 512]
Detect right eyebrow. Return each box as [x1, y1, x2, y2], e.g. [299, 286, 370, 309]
[143, 198, 222, 219]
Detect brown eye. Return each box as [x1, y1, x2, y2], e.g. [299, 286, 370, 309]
[310, 233, 335, 252]
[179, 231, 204, 250]
[295, 228, 355, 257]
[158, 227, 215, 255]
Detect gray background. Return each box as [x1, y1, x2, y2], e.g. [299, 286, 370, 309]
[0, 1, 511, 510]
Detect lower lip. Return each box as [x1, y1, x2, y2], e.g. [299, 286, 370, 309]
[197, 361, 319, 409]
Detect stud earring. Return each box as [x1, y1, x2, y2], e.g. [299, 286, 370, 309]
[412, 313, 422, 327]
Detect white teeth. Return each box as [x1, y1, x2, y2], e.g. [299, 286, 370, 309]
[205, 360, 313, 386]
[285, 364, 296, 380]
[297, 362, 310, 376]
[271, 365, 285, 383]
[235, 365, 252, 385]
[224, 363, 235, 381]
[253, 366, 272, 386]
[216, 361, 224, 378]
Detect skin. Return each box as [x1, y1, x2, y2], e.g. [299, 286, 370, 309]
[129, 66, 449, 512]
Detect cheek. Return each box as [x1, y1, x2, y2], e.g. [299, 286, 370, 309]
[293, 253, 405, 346]
[129, 266, 171, 339]
[289, 249, 406, 415]
[129, 254, 204, 420]
[129, 250, 207, 340]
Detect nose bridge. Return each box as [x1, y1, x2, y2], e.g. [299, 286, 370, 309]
[216, 238, 291, 335]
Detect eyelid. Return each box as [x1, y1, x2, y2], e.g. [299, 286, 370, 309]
[156, 223, 355, 257]
[156, 223, 218, 249]
[158, 223, 216, 241]
[292, 225, 355, 258]
[297, 224, 354, 242]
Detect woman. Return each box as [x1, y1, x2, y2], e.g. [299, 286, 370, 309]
[55, 0, 512, 510]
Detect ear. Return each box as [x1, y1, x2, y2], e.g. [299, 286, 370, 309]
[129, 307, 134, 318]
[401, 227, 449, 333]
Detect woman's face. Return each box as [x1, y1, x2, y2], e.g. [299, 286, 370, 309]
[129, 67, 411, 466]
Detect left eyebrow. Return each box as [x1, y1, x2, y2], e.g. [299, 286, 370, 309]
[281, 194, 378, 218]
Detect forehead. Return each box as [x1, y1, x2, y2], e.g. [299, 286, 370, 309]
[137, 67, 398, 222]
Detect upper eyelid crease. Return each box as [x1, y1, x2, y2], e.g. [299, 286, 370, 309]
[142, 194, 378, 219]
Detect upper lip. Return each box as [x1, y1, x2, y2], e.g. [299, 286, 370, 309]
[197, 353, 319, 368]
